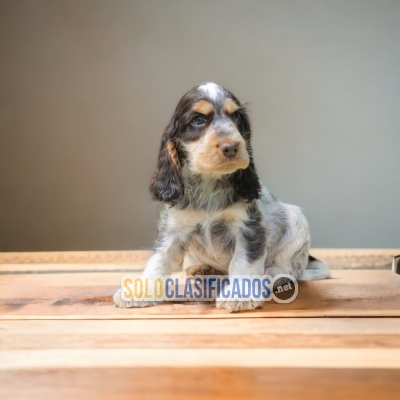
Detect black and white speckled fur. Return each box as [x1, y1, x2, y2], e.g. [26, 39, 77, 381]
[114, 82, 330, 312]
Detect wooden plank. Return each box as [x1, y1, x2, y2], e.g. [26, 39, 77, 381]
[1, 319, 399, 357]
[0, 263, 144, 273]
[311, 248, 399, 269]
[1, 367, 399, 400]
[1, 248, 398, 269]
[2, 348, 400, 369]
[1, 332, 399, 349]
[1, 270, 400, 319]
[1, 318, 399, 347]
[2, 320, 400, 398]
[0, 250, 152, 265]
[3, 318, 400, 335]
[3, 333, 400, 349]
[1, 251, 399, 400]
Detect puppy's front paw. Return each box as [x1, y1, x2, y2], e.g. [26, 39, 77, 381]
[113, 288, 159, 308]
[186, 264, 224, 276]
[215, 298, 263, 313]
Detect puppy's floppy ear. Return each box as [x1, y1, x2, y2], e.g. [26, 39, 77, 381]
[230, 109, 261, 202]
[230, 151, 261, 202]
[149, 114, 184, 206]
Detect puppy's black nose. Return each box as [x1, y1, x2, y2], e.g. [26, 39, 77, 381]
[220, 142, 239, 158]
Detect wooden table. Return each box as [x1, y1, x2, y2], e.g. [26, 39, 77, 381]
[1, 249, 400, 399]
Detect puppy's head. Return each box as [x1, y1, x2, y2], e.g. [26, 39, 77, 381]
[150, 82, 261, 205]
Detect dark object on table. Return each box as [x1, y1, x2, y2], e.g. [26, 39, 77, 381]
[393, 255, 400, 275]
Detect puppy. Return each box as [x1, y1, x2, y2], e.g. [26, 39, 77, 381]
[114, 82, 330, 312]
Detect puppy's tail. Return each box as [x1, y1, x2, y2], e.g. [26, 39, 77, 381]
[299, 255, 331, 281]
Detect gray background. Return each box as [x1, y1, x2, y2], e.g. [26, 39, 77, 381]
[0, 0, 399, 251]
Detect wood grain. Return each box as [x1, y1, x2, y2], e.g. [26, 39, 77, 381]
[1, 248, 398, 269]
[3, 318, 400, 334]
[2, 318, 400, 399]
[2, 368, 399, 400]
[1, 250, 400, 400]
[1, 270, 400, 319]
[1, 319, 400, 350]
[0, 250, 152, 264]
[2, 348, 400, 370]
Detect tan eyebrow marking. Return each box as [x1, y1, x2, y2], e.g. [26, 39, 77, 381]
[224, 98, 239, 114]
[192, 100, 214, 115]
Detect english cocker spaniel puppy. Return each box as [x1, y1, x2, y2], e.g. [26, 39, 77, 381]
[114, 82, 330, 312]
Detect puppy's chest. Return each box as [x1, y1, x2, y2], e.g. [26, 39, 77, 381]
[190, 216, 238, 262]
[169, 206, 248, 240]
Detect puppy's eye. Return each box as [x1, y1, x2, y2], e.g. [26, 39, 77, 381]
[232, 112, 241, 124]
[191, 114, 206, 126]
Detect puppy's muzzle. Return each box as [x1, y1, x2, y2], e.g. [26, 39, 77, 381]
[219, 141, 239, 158]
